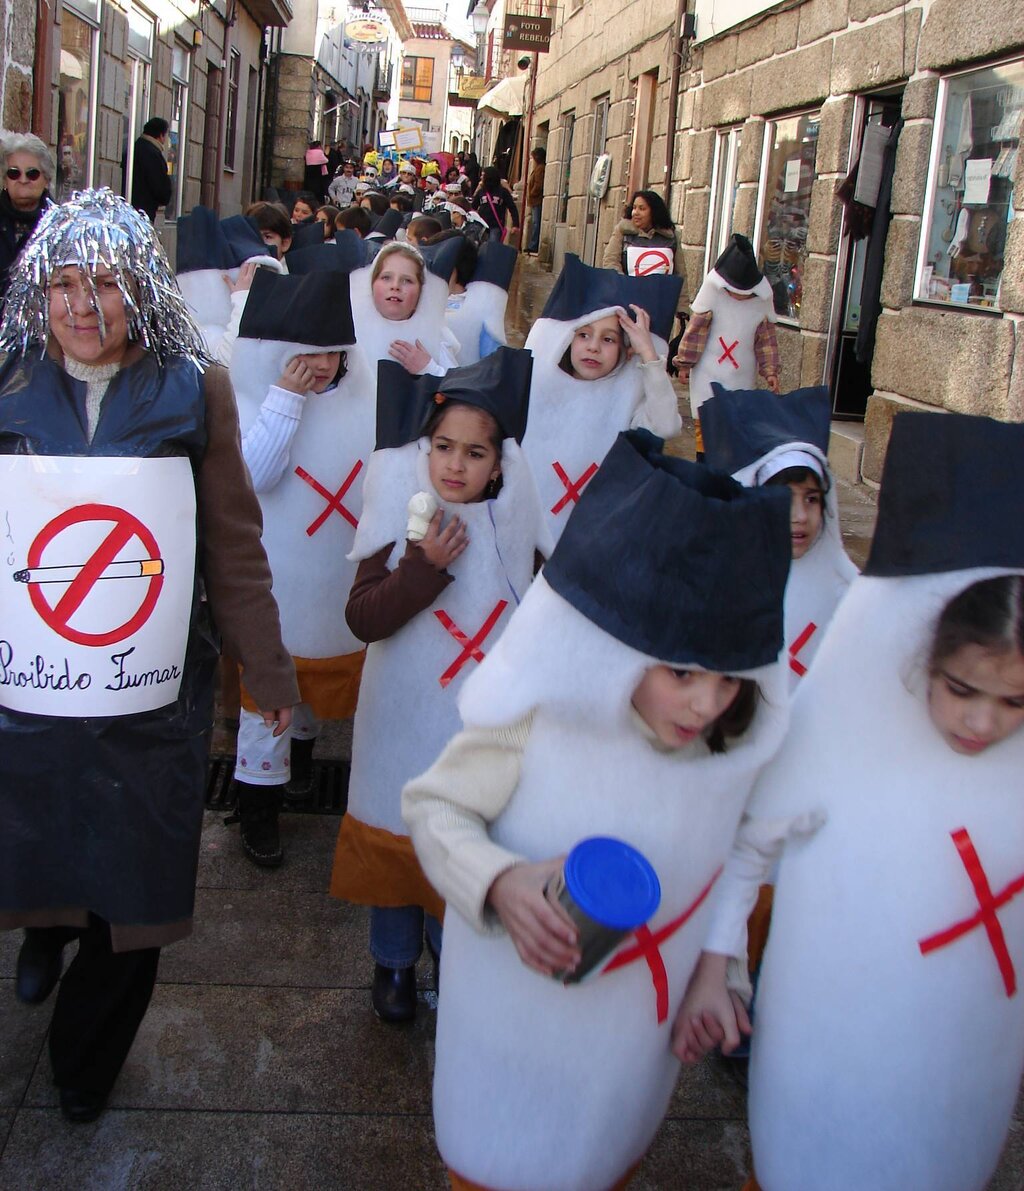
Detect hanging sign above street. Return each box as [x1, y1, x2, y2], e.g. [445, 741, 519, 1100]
[502, 13, 552, 52]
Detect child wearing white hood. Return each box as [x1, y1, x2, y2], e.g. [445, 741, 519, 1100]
[227, 268, 374, 868]
[674, 412, 1024, 1191]
[522, 254, 683, 544]
[403, 430, 793, 1191]
[330, 348, 551, 1025]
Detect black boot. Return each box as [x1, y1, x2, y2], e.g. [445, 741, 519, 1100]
[229, 782, 284, 868]
[372, 964, 417, 1023]
[284, 737, 316, 804]
[15, 928, 66, 1005]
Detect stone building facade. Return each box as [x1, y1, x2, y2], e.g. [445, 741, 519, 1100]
[528, 0, 1024, 479]
[0, 0, 35, 130]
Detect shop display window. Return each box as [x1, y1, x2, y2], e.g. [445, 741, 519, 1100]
[755, 111, 820, 320]
[56, 7, 97, 202]
[916, 58, 1023, 310]
[705, 125, 742, 277]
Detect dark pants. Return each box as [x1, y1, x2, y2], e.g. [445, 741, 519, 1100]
[26, 918, 160, 1098]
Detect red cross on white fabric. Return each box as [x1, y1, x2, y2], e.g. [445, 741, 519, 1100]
[550, 461, 598, 516]
[601, 867, 721, 1024]
[789, 621, 817, 677]
[433, 600, 508, 688]
[717, 337, 740, 369]
[918, 827, 1024, 998]
[295, 460, 362, 536]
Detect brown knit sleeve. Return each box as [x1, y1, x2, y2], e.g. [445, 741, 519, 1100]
[346, 541, 453, 643]
[198, 365, 299, 710]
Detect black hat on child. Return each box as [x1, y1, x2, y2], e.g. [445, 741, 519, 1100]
[711, 234, 765, 292]
[472, 240, 518, 291]
[865, 412, 1024, 577]
[238, 268, 355, 346]
[176, 207, 271, 273]
[700, 383, 831, 475]
[541, 254, 682, 343]
[375, 346, 533, 449]
[543, 430, 792, 670]
[286, 229, 366, 275]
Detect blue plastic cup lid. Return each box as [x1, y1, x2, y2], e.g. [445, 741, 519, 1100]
[563, 837, 661, 931]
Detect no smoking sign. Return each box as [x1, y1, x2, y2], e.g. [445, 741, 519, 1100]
[0, 456, 196, 718]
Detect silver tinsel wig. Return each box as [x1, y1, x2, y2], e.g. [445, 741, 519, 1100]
[0, 187, 211, 369]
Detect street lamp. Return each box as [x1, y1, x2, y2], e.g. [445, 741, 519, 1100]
[470, 0, 490, 34]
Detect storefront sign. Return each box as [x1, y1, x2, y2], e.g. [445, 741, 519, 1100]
[502, 14, 552, 52]
[343, 18, 389, 47]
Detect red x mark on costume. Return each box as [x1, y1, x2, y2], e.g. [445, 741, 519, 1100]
[433, 600, 508, 689]
[295, 460, 362, 536]
[918, 828, 1024, 998]
[550, 461, 598, 516]
[789, 621, 817, 677]
[601, 867, 721, 1024]
[717, 337, 740, 369]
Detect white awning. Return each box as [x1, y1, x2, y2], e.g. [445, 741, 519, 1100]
[476, 73, 527, 118]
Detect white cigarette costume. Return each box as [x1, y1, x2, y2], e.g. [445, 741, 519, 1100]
[522, 256, 682, 544]
[687, 270, 775, 420]
[404, 432, 794, 1190]
[703, 414, 1024, 1190]
[349, 251, 459, 376]
[444, 241, 515, 365]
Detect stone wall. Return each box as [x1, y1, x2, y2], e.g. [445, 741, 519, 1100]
[1, 0, 35, 130]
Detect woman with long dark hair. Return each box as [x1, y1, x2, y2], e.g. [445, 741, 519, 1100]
[472, 166, 520, 244]
[602, 188, 683, 277]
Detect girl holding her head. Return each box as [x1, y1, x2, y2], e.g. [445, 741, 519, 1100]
[674, 412, 1024, 1191]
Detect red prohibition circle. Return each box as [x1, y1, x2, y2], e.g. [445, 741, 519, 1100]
[634, 249, 672, 276]
[26, 502, 164, 647]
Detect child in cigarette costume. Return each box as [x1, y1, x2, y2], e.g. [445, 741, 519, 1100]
[228, 268, 373, 866]
[673, 234, 780, 459]
[0, 190, 296, 1123]
[675, 412, 1024, 1191]
[522, 254, 683, 545]
[701, 383, 857, 689]
[331, 348, 551, 1023]
[174, 206, 284, 366]
[403, 431, 793, 1191]
[443, 237, 516, 365]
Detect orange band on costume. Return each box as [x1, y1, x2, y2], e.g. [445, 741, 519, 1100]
[330, 814, 445, 923]
[240, 649, 365, 721]
[449, 1159, 640, 1191]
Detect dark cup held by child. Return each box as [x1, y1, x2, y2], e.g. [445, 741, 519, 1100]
[546, 837, 661, 984]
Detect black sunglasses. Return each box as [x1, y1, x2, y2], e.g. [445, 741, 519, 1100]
[6, 167, 42, 181]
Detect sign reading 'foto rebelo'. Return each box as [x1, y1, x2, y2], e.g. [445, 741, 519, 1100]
[0, 456, 196, 717]
[502, 13, 552, 52]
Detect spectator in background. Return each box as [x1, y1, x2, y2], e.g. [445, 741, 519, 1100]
[525, 147, 546, 255]
[328, 159, 359, 208]
[602, 189, 683, 278]
[472, 166, 519, 245]
[0, 132, 54, 301]
[304, 141, 330, 203]
[131, 117, 172, 222]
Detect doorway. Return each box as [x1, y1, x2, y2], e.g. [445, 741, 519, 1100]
[582, 95, 609, 265]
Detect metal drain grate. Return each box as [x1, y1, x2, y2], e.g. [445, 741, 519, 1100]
[205, 756, 349, 815]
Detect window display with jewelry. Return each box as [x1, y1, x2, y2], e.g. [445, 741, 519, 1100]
[916, 58, 1023, 311]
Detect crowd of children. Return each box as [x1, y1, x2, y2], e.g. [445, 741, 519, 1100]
[7, 177, 1023, 1191]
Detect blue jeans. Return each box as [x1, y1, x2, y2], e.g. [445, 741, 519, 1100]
[528, 205, 542, 253]
[370, 905, 442, 969]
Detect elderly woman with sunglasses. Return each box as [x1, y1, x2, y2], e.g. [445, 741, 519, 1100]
[0, 131, 53, 300]
[0, 189, 297, 1124]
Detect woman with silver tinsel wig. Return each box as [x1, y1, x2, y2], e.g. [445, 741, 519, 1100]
[0, 189, 297, 1123]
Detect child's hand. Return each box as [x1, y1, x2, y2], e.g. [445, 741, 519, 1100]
[671, 951, 751, 1064]
[419, 509, 468, 570]
[673, 362, 691, 384]
[487, 859, 581, 977]
[224, 260, 258, 294]
[618, 304, 658, 364]
[388, 338, 431, 374]
[259, 705, 294, 738]
[764, 374, 781, 394]
[276, 356, 316, 395]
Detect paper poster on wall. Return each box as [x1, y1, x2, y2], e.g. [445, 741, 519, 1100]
[0, 456, 196, 718]
[625, 245, 673, 276]
[963, 158, 993, 206]
[783, 158, 802, 194]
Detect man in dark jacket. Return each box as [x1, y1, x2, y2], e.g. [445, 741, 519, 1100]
[131, 117, 172, 221]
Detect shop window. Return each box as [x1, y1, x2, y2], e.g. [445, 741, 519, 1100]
[401, 57, 434, 103]
[56, 6, 97, 201]
[755, 110, 820, 321]
[916, 58, 1023, 310]
[705, 125, 742, 276]
[165, 44, 190, 220]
